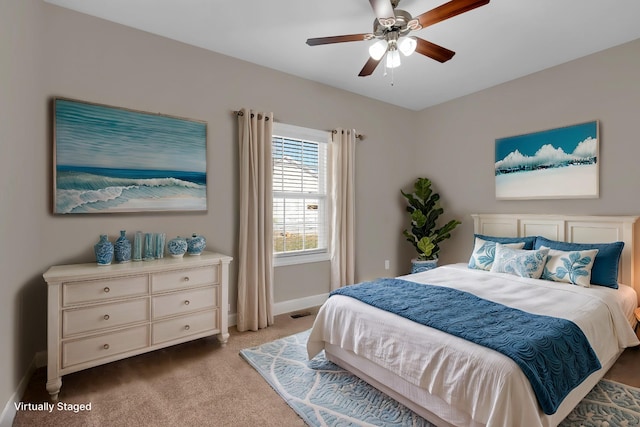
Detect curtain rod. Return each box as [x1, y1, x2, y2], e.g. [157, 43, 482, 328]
[233, 110, 364, 140]
[331, 129, 364, 141]
[233, 110, 271, 121]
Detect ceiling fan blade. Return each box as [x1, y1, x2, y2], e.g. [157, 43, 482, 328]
[358, 57, 382, 77]
[369, 0, 395, 21]
[306, 34, 371, 46]
[415, 38, 456, 63]
[416, 0, 490, 29]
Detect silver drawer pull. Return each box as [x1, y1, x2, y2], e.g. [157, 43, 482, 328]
[185, 325, 190, 330]
[104, 287, 110, 293]
[103, 314, 110, 320]
[184, 300, 190, 306]
[183, 276, 190, 282]
[103, 344, 110, 350]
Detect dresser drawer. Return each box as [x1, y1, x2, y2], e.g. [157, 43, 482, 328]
[62, 325, 149, 368]
[62, 298, 149, 337]
[152, 286, 216, 319]
[63, 275, 148, 306]
[151, 265, 217, 293]
[152, 310, 217, 345]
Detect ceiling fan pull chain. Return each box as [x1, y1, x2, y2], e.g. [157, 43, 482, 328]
[382, 57, 395, 86]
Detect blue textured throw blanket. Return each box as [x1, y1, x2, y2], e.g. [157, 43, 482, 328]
[330, 278, 602, 415]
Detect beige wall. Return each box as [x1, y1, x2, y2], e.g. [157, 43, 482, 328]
[1, 0, 416, 410]
[1, 0, 47, 413]
[38, 3, 417, 300]
[414, 38, 640, 266]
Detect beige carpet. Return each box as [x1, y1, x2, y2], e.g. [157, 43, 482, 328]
[13, 310, 640, 427]
[13, 311, 317, 427]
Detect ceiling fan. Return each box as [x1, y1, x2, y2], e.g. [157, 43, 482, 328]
[306, 0, 490, 76]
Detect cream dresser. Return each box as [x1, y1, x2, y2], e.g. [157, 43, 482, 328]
[43, 251, 232, 401]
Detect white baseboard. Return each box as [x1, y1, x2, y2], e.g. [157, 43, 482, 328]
[227, 293, 327, 328]
[228, 293, 328, 328]
[273, 293, 328, 316]
[0, 353, 39, 427]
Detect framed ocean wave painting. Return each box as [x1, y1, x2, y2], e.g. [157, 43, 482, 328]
[53, 98, 207, 214]
[495, 120, 599, 200]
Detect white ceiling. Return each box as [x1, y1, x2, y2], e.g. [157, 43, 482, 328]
[44, 0, 640, 111]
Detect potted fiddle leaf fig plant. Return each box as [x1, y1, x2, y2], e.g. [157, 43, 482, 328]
[401, 177, 461, 273]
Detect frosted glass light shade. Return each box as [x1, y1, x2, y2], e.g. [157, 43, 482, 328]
[386, 50, 401, 68]
[368, 40, 388, 60]
[398, 37, 417, 56]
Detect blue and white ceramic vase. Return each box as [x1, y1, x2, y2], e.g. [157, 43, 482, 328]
[133, 231, 143, 261]
[155, 233, 166, 259]
[186, 233, 206, 256]
[114, 230, 131, 263]
[94, 235, 114, 266]
[144, 233, 155, 261]
[410, 258, 438, 274]
[167, 236, 188, 258]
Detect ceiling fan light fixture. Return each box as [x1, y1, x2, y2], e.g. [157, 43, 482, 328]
[368, 39, 388, 60]
[398, 36, 417, 56]
[306, 0, 491, 78]
[385, 49, 401, 69]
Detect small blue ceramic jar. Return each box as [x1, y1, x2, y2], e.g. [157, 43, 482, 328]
[186, 233, 206, 256]
[167, 236, 188, 258]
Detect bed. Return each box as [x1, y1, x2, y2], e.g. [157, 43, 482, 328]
[307, 214, 640, 427]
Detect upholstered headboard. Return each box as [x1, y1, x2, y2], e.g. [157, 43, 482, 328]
[471, 214, 640, 298]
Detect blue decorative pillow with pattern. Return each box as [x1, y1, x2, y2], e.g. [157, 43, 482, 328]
[534, 237, 624, 289]
[541, 246, 599, 288]
[468, 237, 525, 271]
[490, 244, 550, 279]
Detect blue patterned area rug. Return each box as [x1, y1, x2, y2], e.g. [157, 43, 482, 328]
[240, 330, 640, 427]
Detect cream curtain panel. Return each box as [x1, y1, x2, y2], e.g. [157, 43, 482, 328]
[329, 128, 356, 290]
[236, 108, 274, 331]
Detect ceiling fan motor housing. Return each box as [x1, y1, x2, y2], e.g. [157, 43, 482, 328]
[373, 9, 417, 38]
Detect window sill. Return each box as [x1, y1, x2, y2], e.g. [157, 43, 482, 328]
[273, 251, 330, 267]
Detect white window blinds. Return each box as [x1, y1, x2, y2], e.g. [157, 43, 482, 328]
[272, 123, 329, 262]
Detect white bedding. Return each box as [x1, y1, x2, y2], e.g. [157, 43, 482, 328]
[307, 264, 640, 427]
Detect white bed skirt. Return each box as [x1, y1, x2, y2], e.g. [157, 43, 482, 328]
[325, 343, 622, 427]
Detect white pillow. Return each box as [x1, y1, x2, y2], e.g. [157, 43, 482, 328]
[540, 246, 599, 287]
[490, 243, 549, 279]
[468, 238, 525, 271]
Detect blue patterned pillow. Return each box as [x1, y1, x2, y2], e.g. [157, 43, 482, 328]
[468, 238, 525, 271]
[475, 234, 537, 250]
[490, 244, 550, 279]
[534, 237, 624, 289]
[540, 247, 598, 288]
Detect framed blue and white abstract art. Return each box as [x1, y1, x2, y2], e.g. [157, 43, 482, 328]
[495, 120, 599, 200]
[53, 98, 207, 214]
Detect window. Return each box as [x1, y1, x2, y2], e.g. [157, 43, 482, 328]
[272, 123, 329, 266]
